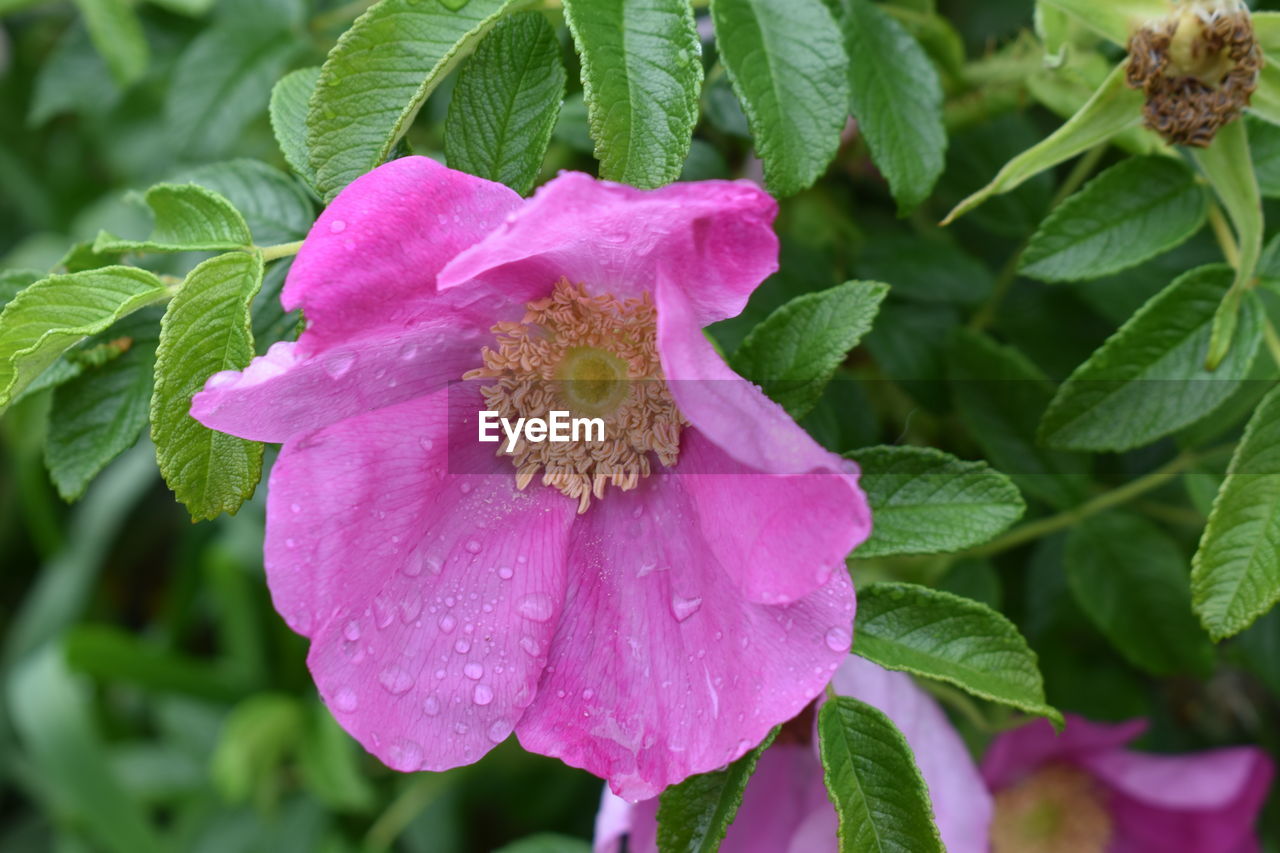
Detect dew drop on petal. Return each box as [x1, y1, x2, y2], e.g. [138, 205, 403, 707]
[582, 688, 595, 700]
[825, 626, 852, 652]
[671, 595, 703, 622]
[465, 540, 482, 555]
[517, 593, 554, 622]
[455, 722, 469, 735]
[290, 502, 301, 514]
[343, 620, 361, 642]
[333, 688, 358, 712]
[497, 566, 513, 580]
[424, 695, 441, 716]
[460, 482, 472, 495]
[519, 636, 541, 657]
[464, 663, 484, 680]
[329, 219, 347, 233]
[324, 352, 355, 379]
[473, 684, 494, 705]
[388, 738, 423, 771]
[487, 720, 513, 742]
[378, 666, 414, 695]
[419, 436, 434, 452]
[454, 638, 471, 654]
[439, 614, 457, 633]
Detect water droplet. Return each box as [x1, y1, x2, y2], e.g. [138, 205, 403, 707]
[519, 636, 541, 657]
[497, 566, 513, 580]
[434, 668, 446, 680]
[582, 688, 595, 700]
[439, 614, 457, 633]
[399, 342, 418, 361]
[400, 592, 422, 623]
[465, 540, 482, 554]
[378, 666, 414, 695]
[424, 695, 441, 716]
[324, 352, 355, 379]
[388, 738, 423, 770]
[333, 688, 358, 712]
[464, 663, 484, 680]
[824, 626, 852, 652]
[637, 560, 659, 578]
[455, 722, 469, 735]
[454, 638, 471, 654]
[329, 219, 347, 234]
[487, 720, 512, 742]
[285, 538, 297, 549]
[671, 595, 703, 622]
[460, 482, 473, 495]
[517, 593, 554, 622]
[473, 684, 494, 705]
[419, 436, 434, 452]
[290, 502, 301, 514]
[343, 620, 361, 641]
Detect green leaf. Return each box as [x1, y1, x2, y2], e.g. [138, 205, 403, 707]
[943, 64, 1142, 225]
[1067, 512, 1214, 675]
[152, 252, 265, 520]
[1039, 265, 1262, 452]
[445, 12, 566, 195]
[72, 0, 148, 86]
[731, 281, 888, 420]
[563, 0, 701, 189]
[45, 310, 159, 501]
[818, 696, 943, 853]
[655, 728, 778, 853]
[948, 329, 1091, 509]
[839, 0, 946, 213]
[1037, 0, 1167, 46]
[95, 184, 253, 254]
[172, 159, 315, 245]
[1021, 156, 1209, 282]
[0, 269, 41, 309]
[853, 582, 1061, 724]
[711, 0, 849, 196]
[270, 67, 322, 189]
[306, 0, 517, 202]
[1247, 116, 1280, 198]
[28, 21, 122, 125]
[63, 623, 246, 701]
[0, 266, 167, 412]
[1192, 119, 1264, 370]
[848, 445, 1025, 557]
[211, 693, 304, 803]
[854, 235, 991, 304]
[492, 836, 592, 853]
[296, 704, 377, 813]
[1192, 384, 1280, 639]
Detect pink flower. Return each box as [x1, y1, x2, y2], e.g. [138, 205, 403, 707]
[191, 157, 871, 799]
[984, 714, 1274, 853]
[594, 655, 994, 852]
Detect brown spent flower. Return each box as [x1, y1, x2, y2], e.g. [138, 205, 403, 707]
[1125, 3, 1262, 147]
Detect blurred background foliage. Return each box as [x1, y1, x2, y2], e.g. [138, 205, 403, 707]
[1, 0, 1279, 850]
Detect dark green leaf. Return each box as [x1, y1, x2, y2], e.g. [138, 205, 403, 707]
[270, 66, 322, 189]
[854, 235, 991, 304]
[172, 159, 315, 245]
[95, 184, 254, 254]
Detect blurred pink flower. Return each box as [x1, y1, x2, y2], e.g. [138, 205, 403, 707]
[594, 655, 994, 852]
[984, 714, 1274, 853]
[192, 157, 871, 799]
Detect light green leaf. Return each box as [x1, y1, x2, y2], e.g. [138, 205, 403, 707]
[1253, 11, 1280, 53]
[0, 266, 167, 412]
[818, 696, 943, 853]
[211, 693, 304, 803]
[45, 310, 159, 501]
[0, 269, 41, 309]
[655, 728, 778, 853]
[852, 582, 1061, 724]
[493, 836, 592, 853]
[72, 0, 148, 86]
[943, 64, 1142, 225]
[1021, 156, 1208, 282]
[152, 252, 265, 521]
[1192, 119, 1264, 370]
[1247, 115, 1280, 198]
[95, 183, 253, 254]
[306, 0, 517, 202]
[711, 0, 849, 196]
[731, 281, 888, 420]
[1040, 264, 1262, 451]
[840, 0, 946, 213]
[172, 159, 315, 246]
[1038, 0, 1166, 46]
[270, 67, 322, 189]
[1192, 384, 1280, 639]
[563, 0, 701, 189]
[1067, 512, 1214, 674]
[1248, 63, 1280, 127]
[848, 445, 1025, 557]
[445, 12, 566, 195]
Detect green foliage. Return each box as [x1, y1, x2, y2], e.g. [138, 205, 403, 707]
[95, 184, 254, 254]
[174, 160, 315, 245]
[446, 12, 566, 195]
[818, 696, 942, 853]
[72, 0, 148, 86]
[853, 582, 1061, 724]
[270, 66, 323, 189]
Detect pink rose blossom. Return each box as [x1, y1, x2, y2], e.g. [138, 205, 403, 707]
[594, 655, 994, 852]
[984, 714, 1274, 853]
[191, 157, 871, 799]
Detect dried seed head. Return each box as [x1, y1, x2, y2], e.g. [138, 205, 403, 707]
[1125, 0, 1262, 146]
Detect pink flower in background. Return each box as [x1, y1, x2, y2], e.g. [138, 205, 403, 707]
[191, 157, 871, 799]
[594, 655, 994, 853]
[984, 714, 1273, 853]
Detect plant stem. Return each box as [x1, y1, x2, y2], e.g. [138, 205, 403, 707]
[1264, 317, 1280, 372]
[363, 774, 451, 852]
[258, 240, 305, 262]
[1208, 202, 1241, 268]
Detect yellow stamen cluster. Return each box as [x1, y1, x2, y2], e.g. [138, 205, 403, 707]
[464, 279, 685, 513]
[990, 764, 1113, 853]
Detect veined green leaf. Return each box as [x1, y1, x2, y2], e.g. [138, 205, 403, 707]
[72, 0, 148, 86]
[152, 252, 265, 520]
[848, 445, 1025, 557]
[655, 728, 778, 853]
[306, 0, 517, 202]
[1040, 265, 1262, 451]
[563, 0, 701, 189]
[1192, 119, 1264, 370]
[445, 12, 566, 195]
[818, 696, 943, 853]
[731, 281, 888, 420]
[1192, 384, 1280, 640]
[270, 67, 322, 189]
[95, 183, 253, 254]
[1021, 156, 1208, 282]
[1067, 512, 1214, 675]
[943, 64, 1142, 225]
[1038, 0, 1167, 47]
[0, 267, 167, 412]
[711, 0, 849, 196]
[840, 0, 946, 213]
[0, 269, 41, 309]
[1248, 116, 1280, 198]
[852, 582, 1061, 724]
[172, 160, 315, 246]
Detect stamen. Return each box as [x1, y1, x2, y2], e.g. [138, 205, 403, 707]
[464, 279, 686, 513]
[990, 764, 1113, 853]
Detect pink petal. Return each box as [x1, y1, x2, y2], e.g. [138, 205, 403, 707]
[264, 387, 577, 771]
[981, 713, 1148, 790]
[438, 172, 779, 325]
[832, 656, 992, 853]
[284, 156, 522, 352]
[515, 465, 857, 801]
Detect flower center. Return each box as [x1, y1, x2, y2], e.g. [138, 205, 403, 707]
[1125, 0, 1262, 146]
[990, 764, 1113, 853]
[464, 279, 686, 513]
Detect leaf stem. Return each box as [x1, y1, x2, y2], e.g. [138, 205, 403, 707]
[1263, 316, 1280, 372]
[1208, 202, 1241, 269]
[258, 240, 306, 262]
